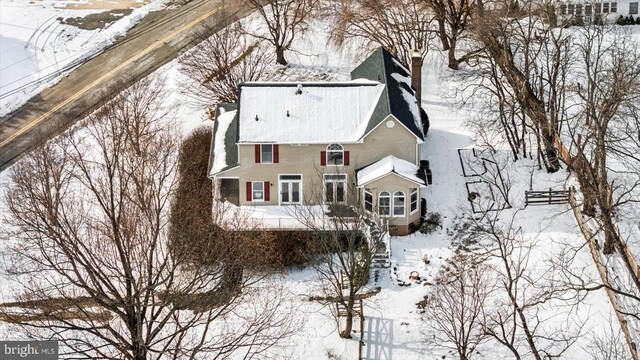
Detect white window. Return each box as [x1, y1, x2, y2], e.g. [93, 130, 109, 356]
[326, 144, 343, 166]
[364, 189, 373, 212]
[585, 4, 592, 15]
[252, 181, 264, 201]
[576, 3, 582, 15]
[610, 2, 617, 12]
[324, 174, 347, 203]
[631, 2, 638, 14]
[261, 144, 273, 163]
[568, 3, 575, 14]
[379, 192, 390, 216]
[279, 175, 302, 204]
[560, 4, 567, 15]
[603, 2, 609, 13]
[410, 188, 418, 214]
[393, 191, 405, 217]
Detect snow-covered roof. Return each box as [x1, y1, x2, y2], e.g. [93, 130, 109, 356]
[350, 48, 425, 141]
[211, 109, 237, 174]
[357, 155, 426, 186]
[237, 81, 385, 143]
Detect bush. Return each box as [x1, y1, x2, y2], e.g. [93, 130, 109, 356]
[419, 213, 442, 234]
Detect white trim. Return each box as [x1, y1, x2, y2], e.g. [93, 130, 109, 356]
[363, 188, 374, 212]
[410, 188, 419, 215]
[359, 114, 424, 144]
[260, 144, 274, 164]
[323, 173, 348, 204]
[378, 191, 391, 217]
[209, 165, 240, 178]
[326, 143, 344, 167]
[278, 174, 303, 205]
[357, 171, 426, 188]
[393, 191, 406, 217]
[251, 181, 265, 202]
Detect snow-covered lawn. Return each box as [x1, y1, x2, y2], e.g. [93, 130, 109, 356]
[0, 0, 168, 116]
[0, 10, 633, 359]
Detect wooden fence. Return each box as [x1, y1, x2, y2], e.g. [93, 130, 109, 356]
[525, 188, 572, 206]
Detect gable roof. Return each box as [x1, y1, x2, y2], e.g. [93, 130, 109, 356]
[237, 81, 385, 144]
[357, 155, 426, 187]
[351, 47, 424, 141]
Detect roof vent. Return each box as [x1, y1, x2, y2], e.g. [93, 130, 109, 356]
[295, 84, 303, 95]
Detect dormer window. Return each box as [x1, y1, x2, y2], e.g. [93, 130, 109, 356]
[326, 144, 343, 166]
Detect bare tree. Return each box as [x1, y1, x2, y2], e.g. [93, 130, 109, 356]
[328, 0, 436, 65]
[243, 0, 316, 65]
[180, 18, 267, 106]
[563, 25, 640, 256]
[467, 207, 586, 360]
[422, 250, 492, 360]
[291, 169, 386, 338]
[470, 0, 567, 173]
[0, 79, 292, 359]
[422, 0, 481, 69]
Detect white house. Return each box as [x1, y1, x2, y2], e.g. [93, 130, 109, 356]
[557, 0, 639, 23]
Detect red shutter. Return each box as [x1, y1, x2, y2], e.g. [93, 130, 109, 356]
[264, 181, 270, 201]
[254, 145, 261, 163]
[273, 144, 279, 163]
[344, 151, 350, 166]
[246, 182, 252, 201]
[321, 151, 326, 166]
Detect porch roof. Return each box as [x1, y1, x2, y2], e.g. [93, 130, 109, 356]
[356, 155, 426, 187]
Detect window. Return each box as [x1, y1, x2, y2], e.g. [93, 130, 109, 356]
[252, 181, 264, 201]
[610, 2, 617, 12]
[603, 2, 609, 13]
[585, 4, 592, 15]
[631, 2, 639, 14]
[261, 144, 273, 163]
[410, 189, 418, 214]
[364, 189, 373, 212]
[568, 3, 575, 14]
[576, 4, 582, 15]
[324, 174, 347, 203]
[279, 175, 302, 204]
[560, 4, 567, 15]
[326, 144, 343, 166]
[379, 192, 390, 216]
[594, 3, 602, 14]
[393, 191, 405, 216]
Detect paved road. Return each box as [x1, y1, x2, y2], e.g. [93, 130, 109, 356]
[0, 0, 250, 172]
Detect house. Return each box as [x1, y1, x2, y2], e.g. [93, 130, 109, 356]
[557, 0, 639, 23]
[208, 48, 430, 235]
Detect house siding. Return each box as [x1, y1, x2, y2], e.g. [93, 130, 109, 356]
[361, 173, 422, 232]
[221, 116, 420, 206]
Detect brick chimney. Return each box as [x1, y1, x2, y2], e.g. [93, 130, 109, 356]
[410, 49, 423, 104]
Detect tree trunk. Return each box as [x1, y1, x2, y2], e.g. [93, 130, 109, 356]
[340, 313, 353, 338]
[436, 16, 451, 51]
[600, 212, 618, 255]
[448, 46, 460, 70]
[275, 46, 287, 66]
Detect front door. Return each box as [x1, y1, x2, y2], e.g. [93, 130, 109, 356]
[279, 175, 302, 204]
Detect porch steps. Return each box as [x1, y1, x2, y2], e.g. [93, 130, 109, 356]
[372, 251, 390, 268]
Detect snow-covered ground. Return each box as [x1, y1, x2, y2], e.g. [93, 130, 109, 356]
[0, 0, 168, 116]
[0, 10, 634, 359]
